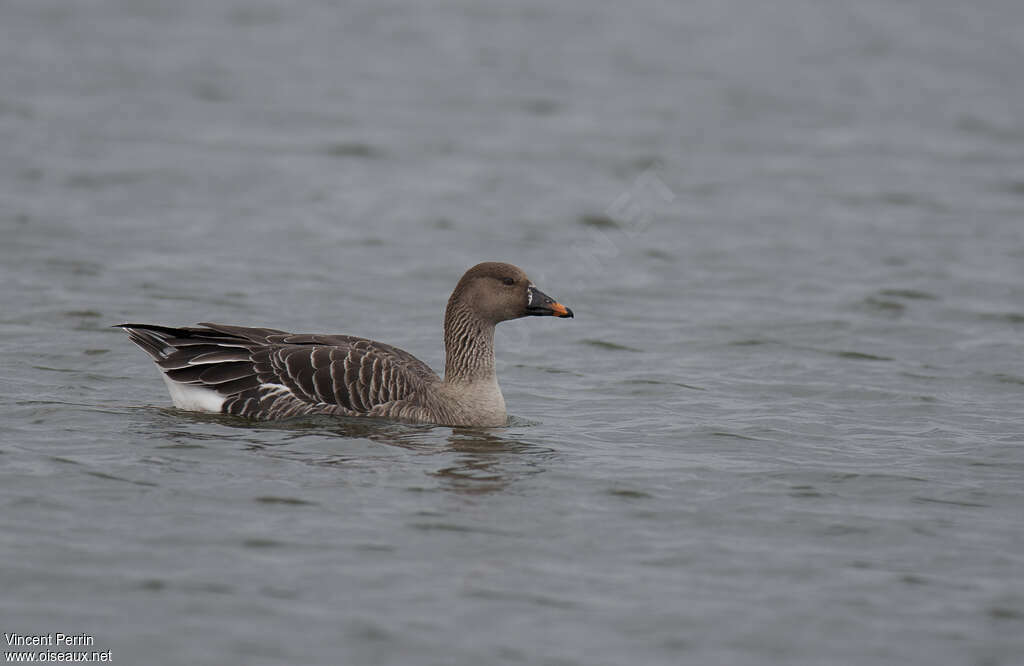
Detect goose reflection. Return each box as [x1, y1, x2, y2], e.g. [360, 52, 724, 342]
[430, 428, 548, 495]
[320, 422, 552, 496]
[159, 409, 553, 495]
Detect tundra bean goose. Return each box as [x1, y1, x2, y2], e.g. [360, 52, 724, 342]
[118, 262, 573, 427]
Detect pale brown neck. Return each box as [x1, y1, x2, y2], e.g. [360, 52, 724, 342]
[443, 300, 496, 383]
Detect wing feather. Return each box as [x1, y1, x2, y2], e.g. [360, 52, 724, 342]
[199, 362, 253, 384]
[312, 365, 334, 403]
[190, 350, 251, 364]
[214, 376, 262, 396]
[283, 347, 317, 399]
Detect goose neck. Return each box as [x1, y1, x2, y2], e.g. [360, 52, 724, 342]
[443, 302, 496, 383]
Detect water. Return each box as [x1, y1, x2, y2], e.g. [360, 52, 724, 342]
[2, 0, 1024, 664]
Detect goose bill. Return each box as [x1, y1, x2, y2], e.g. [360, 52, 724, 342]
[526, 287, 574, 318]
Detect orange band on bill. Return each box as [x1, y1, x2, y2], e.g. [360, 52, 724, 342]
[549, 302, 570, 317]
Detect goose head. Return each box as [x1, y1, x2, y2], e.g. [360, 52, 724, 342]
[448, 262, 573, 324]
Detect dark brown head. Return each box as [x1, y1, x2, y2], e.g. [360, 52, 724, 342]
[447, 262, 573, 324]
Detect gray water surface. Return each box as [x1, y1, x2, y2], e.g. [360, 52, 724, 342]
[2, 1, 1024, 664]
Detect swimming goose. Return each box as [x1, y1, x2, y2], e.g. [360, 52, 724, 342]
[118, 262, 573, 427]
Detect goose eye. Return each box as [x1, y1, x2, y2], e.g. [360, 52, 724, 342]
[502, 277, 515, 286]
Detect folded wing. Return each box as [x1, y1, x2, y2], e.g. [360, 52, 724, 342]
[119, 322, 439, 420]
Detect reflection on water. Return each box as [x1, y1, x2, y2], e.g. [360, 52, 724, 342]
[157, 409, 553, 495]
[433, 428, 550, 495]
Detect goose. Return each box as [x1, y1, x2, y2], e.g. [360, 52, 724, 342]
[118, 262, 573, 427]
